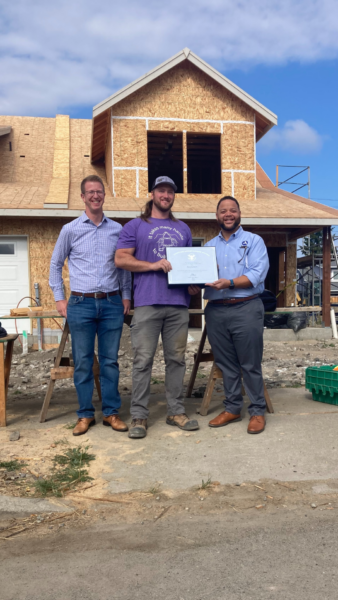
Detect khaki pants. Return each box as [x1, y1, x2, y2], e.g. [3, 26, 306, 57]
[130, 305, 189, 419]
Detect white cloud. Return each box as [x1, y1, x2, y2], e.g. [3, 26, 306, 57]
[0, 0, 338, 115]
[258, 119, 325, 154]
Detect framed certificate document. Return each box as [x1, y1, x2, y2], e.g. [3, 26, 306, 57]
[166, 246, 218, 287]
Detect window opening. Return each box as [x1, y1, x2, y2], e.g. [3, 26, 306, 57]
[187, 133, 221, 194]
[147, 132, 183, 193]
[0, 243, 15, 255]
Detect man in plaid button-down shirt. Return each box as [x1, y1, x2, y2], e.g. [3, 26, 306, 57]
[50, 175, 132, 436]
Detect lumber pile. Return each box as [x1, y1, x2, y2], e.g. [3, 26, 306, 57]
[10, 307, 43, 317]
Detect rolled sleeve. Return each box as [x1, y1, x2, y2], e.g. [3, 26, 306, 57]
[244, 237, 269, 288]
[118, 268, 132, 300]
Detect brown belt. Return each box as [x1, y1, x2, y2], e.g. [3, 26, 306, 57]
[210, 294, 259, 305]
[71, 291, 119, 299]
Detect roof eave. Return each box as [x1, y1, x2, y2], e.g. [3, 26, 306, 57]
[92, 48, 277, 128]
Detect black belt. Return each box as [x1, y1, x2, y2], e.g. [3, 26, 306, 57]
[71, 291, 119, 299]
[209, 294, 259, 306]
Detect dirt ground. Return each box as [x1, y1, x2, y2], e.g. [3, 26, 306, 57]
[1, 474, 338, 542]
[1, 330, 338, 543]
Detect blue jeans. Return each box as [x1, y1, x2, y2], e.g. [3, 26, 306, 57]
[67, 294, 124, 419]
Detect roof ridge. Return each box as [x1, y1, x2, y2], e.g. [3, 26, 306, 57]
[92, 48, 277, 127]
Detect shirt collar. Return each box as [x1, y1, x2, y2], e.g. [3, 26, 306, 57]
[81, 211, 107, 224]
[218, 225, 243, 241]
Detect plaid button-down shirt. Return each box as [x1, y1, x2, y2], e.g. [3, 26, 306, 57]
[49, 212, 132, 302]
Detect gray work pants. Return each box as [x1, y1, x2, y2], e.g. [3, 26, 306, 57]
[205, 298, 266, 416]
[130, 305, 189, 419]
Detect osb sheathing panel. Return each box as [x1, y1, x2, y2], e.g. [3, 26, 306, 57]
[221, 172, 232, 196]
[0, 183, 49, 208]
[69, 119, 114, 208]
[253, 233, 287, 247]
[112, 63, 255, 122]
[148, 120, 221, 133]
[189, 221, 219, 242]
[286, 243, 297, 306]
[0, 115, 55, 184]
[113, 169, 137, 198]
[0, 218, 71, 329]
[234, 173, 256, 201]
[113, 119, 147, 168]
[139, 169, 149, 197]
[222, 123, 255, 171]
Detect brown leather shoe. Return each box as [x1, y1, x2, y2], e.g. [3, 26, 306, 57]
[209, 411, 242, 428]
[247, 415, 265, 434]
[73, 417, 96, 436]
[103, 415, 128, 432]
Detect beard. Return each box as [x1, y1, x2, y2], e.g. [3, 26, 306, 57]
[218, 215, 241, 231]
[152, 197, 175, 213]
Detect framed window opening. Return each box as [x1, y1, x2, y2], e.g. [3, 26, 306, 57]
[147, 131, 183, 193]
[187, 133, 221, 194]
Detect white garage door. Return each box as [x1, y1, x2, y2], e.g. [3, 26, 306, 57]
[0, 236, 30, 334]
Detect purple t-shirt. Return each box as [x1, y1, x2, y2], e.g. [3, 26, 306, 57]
[116, 217, 192, 307]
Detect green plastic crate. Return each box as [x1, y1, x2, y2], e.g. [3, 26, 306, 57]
[305, 365, 338, 405]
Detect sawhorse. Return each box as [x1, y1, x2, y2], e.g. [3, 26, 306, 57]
[186, 325, 274, 416]
[39, 321, 101, 422]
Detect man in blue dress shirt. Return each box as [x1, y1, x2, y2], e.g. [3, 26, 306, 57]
[204, 196, 269, 434]
[49, 175, 132, 436]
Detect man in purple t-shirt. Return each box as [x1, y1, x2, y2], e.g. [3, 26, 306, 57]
[115, 176, 200, 439]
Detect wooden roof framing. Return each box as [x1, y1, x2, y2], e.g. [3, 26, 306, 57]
[91, 109, 110, 163]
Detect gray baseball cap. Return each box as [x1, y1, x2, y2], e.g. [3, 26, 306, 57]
[151, 176, 177, 192]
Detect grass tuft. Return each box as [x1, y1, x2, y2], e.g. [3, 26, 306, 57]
[151, 377, 164, 385]
[200, 476, 212, 490]
[34, 445, 95, 498]
[0, 460, 27, 471]
[148, 485, 161, 495]
[63, 422, 77, 430]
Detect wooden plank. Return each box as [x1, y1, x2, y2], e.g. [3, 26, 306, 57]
[51, 367, 74, 380]
[4, 339, 14, 397]
[322, 226, 331, 327]
[185, 325, 207, 398]
[0, 344, 6, 427]
[0, 335, 19, 343]
[194, 352, 214, 362]
[10, 307, 43, 316]
[264, 381, 274, 414]
[93, 354, 102, 401]
[39, 322, 69, 423]
[198, 363, 218, 416]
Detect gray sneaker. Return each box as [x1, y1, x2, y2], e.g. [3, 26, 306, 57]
[166, 413, 199, 431]
[128, 418, 148, 439]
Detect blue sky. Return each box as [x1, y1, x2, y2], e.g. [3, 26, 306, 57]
[0, 0, 337, 211]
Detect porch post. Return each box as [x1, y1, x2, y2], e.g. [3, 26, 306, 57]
[322, 226, 331, 326]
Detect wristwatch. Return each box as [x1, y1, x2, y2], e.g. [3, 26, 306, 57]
[229, 279, 235, 290]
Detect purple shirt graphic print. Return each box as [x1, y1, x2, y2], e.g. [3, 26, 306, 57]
[116, 217, 192, 307]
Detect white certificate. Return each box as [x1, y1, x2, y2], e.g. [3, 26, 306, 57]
[166, 246, 218, 287]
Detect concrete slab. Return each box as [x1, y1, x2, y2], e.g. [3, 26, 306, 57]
[0, 495, 72, 517]
[264, 327, 332, 341]
[3, 385, 338, 498]
[81, 387, 338, 494]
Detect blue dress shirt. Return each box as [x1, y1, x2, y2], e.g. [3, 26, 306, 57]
[49, 212, 132, 302]
[203, 226, 269, 301]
